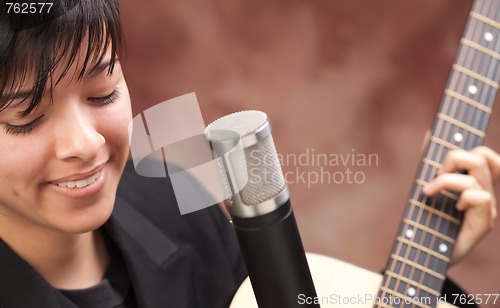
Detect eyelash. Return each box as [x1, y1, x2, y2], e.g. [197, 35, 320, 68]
[3, 89, 120, 136]
[89, 89, 120, 105]
[4, 116, 44, 136]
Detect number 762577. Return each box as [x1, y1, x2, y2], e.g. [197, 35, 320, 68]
[5, 2, 53, 14]
[449, 294, 499, 305]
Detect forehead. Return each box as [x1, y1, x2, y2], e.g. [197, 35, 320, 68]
[0, 37, 116, 111]
[1, 45, 113, 95]
[0, 0, 122, 114]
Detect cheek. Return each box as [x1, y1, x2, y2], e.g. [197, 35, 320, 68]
[98, 94, 132, 155]
[0, 135, 52, 186]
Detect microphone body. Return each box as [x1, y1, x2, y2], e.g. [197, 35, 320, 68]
[233, 200, 317, 307]
[205, 111, 319, 308]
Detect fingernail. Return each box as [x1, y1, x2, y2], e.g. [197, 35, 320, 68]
[423, 183, 433, 194]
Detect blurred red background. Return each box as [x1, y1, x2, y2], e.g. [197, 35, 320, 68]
[120, 1, 500, 306]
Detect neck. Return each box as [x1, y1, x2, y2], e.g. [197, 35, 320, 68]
[0, 219, 109, 290]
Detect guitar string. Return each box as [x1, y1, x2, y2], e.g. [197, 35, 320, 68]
[377, 1, 500, 305]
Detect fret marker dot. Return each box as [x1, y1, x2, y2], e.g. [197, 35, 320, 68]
[468, 84, 478, 95]
[408, 287, 416, 297]
[405, 229, 414, 239]
[439, 243, 448, 253]
[485, 31, 494, 42]
[454, 132, 463, 143]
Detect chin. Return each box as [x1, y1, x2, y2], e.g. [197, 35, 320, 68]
[57, 195, 116, 234]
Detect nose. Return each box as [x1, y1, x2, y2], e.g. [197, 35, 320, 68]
[54, 102, 105, 162]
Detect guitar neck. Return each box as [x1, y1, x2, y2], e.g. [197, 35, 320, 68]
[377, 1, 500, 306]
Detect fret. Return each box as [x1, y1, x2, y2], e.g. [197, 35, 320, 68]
[386, 274, 431, 303]
[391, 254, 446, 280]
[428, 194, 463, 238]
[474, 0, 500, 21]
[410, 190, 461, 242]
[431, 118, 474, 152]
[404, 246, 419, 274]
[397, 236, 450, 263]
[461, 38, 500, 61]
[437, 113, 485, 138]
[386, 271, 441, 297]
[430, 136, 461, 151]
[422, 157, 442, 170]
[455, 43, 500, 87]
[416, 202, 456, 254]
[419, 161, 436, 184]
[423, 191, 462, 219]
[402, 244, 449, 280]
[374, 303, 392, 308]
[403, 218, 455, 244]
[471, 11, 500, 30]
[420, 159, 441, 188]
[466, 12, 499, 43]
[415, 179, 459, 201]
[456, 21, 500, 85]
[409, 198, 461, 225]
[452, 64, 499, 88]
[389, 255, 444, 292]
[441, 89, 489, 132]
[455, 49, 500, 88]
[424, 143, 449, 176]
[444, 89, 492, 113]
[432, 98, 485, 150]
[379, 286, 432, 308]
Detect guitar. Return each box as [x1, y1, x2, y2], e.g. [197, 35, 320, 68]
[231, 0, 500, 307]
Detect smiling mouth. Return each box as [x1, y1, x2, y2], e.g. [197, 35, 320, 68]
[52, 171, 102, 189]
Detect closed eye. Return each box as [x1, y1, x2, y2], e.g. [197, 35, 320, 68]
[4, 116, 44, 135]
[88, 89, 120, 105]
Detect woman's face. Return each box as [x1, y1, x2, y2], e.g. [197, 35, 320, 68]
[0, 49, 132, 235]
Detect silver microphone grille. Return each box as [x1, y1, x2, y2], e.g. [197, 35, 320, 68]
[205, 111, 286, 206]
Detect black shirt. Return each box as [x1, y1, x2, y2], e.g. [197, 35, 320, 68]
[59, 231, 138, 308]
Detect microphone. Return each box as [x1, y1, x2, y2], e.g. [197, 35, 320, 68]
[205, 110, 319, 308]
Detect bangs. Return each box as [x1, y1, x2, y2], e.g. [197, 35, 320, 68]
[0, 0, 123, 117]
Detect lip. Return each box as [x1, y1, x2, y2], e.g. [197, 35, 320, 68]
[49, 164, 106, 184]
[44, 164, 108, 199]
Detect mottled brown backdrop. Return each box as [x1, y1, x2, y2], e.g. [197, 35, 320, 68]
[120, 0, 500, 306]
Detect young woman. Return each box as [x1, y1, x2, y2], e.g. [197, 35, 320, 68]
[0, 1, 245, 307]
[0, 1, 498, 307]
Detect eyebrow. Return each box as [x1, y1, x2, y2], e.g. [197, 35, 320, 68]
[84, 58, 116, 81]
[0, 91, 33, 104]
[0, 58, 118, 105]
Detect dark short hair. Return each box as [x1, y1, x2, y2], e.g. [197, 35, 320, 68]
[0, 0, 123, 117]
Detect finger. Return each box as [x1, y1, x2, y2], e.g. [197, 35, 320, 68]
[455, 189, 495, 214]
[439, 150, 492, 191]
[470, 146, 500, 180]
[451, 189, 497, 264]
[423, 173, 481, 196]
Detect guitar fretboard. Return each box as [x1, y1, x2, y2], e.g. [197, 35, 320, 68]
[376, 1, 500, 307]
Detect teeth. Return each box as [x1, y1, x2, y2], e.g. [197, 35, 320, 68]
[56, 171, 101, 189]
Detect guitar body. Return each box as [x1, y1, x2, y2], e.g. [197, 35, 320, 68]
[230, 253, 456, 308]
